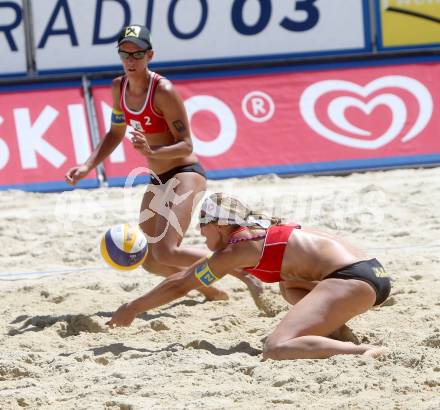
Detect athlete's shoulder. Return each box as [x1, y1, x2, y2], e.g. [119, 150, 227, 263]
[111, 75, 125, 89]
[155, 75, 174, 92]
[153, 77, 180, 110]
[111, 76, 125, 108]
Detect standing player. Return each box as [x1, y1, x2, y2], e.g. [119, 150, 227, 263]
[65, 25, 262, 302]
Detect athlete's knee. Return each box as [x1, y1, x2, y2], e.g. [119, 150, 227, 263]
[263, 327, 310, 360]
[262, 337, 286, 361]
[263, 336, 310, 361]
[150, 241, 180, 266]
[263, 343, 281, 360]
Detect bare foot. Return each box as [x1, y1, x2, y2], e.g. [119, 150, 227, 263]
[199, 287, 229, 301]
[330, 325, 360, 344]
[362, 345, 388, 358]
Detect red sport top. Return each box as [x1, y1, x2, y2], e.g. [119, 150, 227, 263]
[119, 71, 169, 134]
[228, 224, 301, 283]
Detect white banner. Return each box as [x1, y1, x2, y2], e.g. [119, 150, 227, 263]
[32, 0, 370, 73]
[0, 0, 26, 75]
[152, 0, 369, 62]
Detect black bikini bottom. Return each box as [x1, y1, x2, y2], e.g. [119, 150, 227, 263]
[324, 258, 391, 306]
[150, 163, 206, 185]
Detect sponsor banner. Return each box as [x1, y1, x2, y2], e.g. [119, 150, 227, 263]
[92, 61, 440, 183]
[0, 0, 27, 76]
[32, 0, 370, 74]
[376, 0, 440, 50]
[0, 85, 98, 191]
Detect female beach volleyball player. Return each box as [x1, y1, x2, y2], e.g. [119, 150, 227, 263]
[65, 25, 262, 302]
[106, 193, 391, 360]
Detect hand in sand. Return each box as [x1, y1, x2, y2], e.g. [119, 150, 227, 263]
[106, 303, 137, 328]
[362, 345, 388, 358]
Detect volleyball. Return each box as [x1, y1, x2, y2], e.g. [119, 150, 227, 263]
[100, 224, 148, 270]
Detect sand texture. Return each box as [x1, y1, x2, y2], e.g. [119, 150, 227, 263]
[0, 168, 439, 409]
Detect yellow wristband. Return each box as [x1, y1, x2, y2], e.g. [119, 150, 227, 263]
[194, 261, 219, 287]
[111, 109, 125, 125]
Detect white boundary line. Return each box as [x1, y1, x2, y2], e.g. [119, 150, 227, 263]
[0, 266, 111, 281]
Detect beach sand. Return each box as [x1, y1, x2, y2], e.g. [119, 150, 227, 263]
[0, 167, 439, 409]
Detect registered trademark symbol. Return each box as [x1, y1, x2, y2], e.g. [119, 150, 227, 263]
[241, 91, 275, 123]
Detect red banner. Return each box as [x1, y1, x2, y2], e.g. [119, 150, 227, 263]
[94, 61, 440, 182]
[0, 86, 98, 191]
[2, 61, 439, 191]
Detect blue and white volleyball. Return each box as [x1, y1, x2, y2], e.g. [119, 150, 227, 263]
[100, 224, 148, 270]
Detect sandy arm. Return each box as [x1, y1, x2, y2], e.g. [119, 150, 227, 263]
[106, 244, 255, 327]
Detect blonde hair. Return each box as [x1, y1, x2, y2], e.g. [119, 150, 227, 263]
[200, 192, 282, 228]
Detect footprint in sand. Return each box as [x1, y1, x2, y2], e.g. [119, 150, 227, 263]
[40, 290, 70, 304]
[8, 314, 107, 337]
[120, 282, 139, 292]
[0, 363, 34, 381]
[186, 339, 261, 356]
[149, 319, 170, 332]
[85, 283, 102, 291]
[50, 295, 68, 304]
[423, 334, 440, 348]
[58, 314, 108, 337]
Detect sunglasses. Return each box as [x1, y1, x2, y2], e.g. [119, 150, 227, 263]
[118, 49, 148, 60]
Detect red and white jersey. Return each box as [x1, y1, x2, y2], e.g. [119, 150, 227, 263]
[119, 71, 169, 134]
